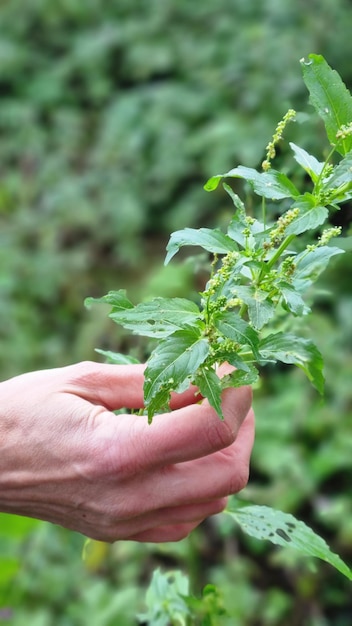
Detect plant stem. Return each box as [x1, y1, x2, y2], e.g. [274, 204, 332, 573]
[239, 302, 248, 318]
[314, 142, 339, 193]
[258, 233, 296, 283]
[262, 196, 266, 229]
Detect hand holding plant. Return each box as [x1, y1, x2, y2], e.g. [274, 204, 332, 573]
[87, 55, 352, 583]
[0, 361, 253, 542]
[88, 55, 351, 422]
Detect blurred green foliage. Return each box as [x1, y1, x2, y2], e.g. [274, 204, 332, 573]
[0, 0, 352, 624]
[1, 0, 352, 376]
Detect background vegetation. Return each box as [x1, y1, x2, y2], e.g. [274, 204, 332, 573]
[0, 0, 351, 624]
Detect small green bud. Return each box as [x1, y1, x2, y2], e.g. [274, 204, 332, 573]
[336, 122, 352, 140]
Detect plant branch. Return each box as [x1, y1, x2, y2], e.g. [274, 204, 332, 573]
[258, 234, 296, 282]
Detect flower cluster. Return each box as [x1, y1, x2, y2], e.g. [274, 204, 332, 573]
[318, 226, 342, 246]
[269, 207, 300, 245]
[336, 122, 352, 140]
[262, 109, 296, 171]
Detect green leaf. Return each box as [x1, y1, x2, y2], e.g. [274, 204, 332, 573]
[258, 332, 324, 394]
[137, 568, 190, 625]
[323, 150, 352, 191]
[225, 353, 252, 372]
[235, 286, 276, 330]
[221, 364, 259, 389]
[277, 282, 310, 316]
[293, 245, 344, 290]
[95, 349, 140, 365]
[144, 328, 210, 422]
[205, 166, 300, 200]
[214, 311, 260, 358]
[285, 195, 328, 236]
[109, 297, 202, 338]
[226, 213, 248, 247]
[225, 500, 352, 581]
[230, 166, 300, 200]
[222, 182, 246, 213]
[301, 54, 352, 156]
[195, 366, 223, 419]
[85, 289, 133, 311]
[164, 227, 238, 265]
[289, 142, 324, 182]
[227, 210, 268, 251]
[204, 174, 223, 191]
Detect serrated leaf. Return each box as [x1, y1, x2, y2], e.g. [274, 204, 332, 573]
[144, 328, 210, 422]
[222, 182, 246, 213]
[301, 54, 352, 156]
[227, 211, 267, 251]
[247, 299, 276, 331]
[242, 167, 300, 199]
[258, 332, 324, 394]
[293, 245, 344, 290]
[85, 289, 133, 311]
[205, 166, 300, 200]
[235, 286, 276, 330]
[95, 349, 140, 365]
[285, 196, 328, 236]
[225, 353, 252, 372]
[323, 150, 352, 191]
[214, 311, 260, 358]
[109, 297, 202, 338]
[194, 367, 223, 419]
[226, 213, 247, 247]
[289, 142, 324, 182]
[225, 500, 352, 581]
[277, 282, 310, 316]
[137, 568, 190, 625]
[164, 227, 238, 265]
[221, 364, 259, 389]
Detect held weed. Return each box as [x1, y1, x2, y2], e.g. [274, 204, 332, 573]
[85, 55, 352, 608]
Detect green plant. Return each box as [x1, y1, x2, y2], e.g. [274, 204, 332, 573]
[87, 55, 351, 422]
[2, 0, 352, 383]
[86, 55, 352, 614]
[137, 568, 227, 626]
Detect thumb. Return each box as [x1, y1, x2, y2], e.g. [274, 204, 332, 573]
[64, 361, 202, 411]
[64, 362, 147, 409]
[128, 383, 253, 468]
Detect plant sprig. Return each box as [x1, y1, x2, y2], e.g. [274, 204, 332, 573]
[86, 54, 351, 423]
[84, 54, 352, 582]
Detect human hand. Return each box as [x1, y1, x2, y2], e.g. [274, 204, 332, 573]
[0, 361, 254, 542]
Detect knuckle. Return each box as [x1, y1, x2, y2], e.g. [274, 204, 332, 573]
[228, 462, 250, 494]
[70, 360, 97, 379]
[208, 497, 228, 516]
[167, 523, 197, 542]
[206, 418, 236, 451]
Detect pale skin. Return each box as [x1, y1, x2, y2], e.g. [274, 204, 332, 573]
[0, 361, 254, 543]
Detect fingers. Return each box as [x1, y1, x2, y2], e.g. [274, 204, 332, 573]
[66, 360, 252, 468]
[64, 362, 147, 409]
[126, 522, 204, 543]
[164, 408, 255, 504]
[63, 362, 201, 411]
[87, 498, 228, 542]
[137, 409, 255, 511]
[93, 409, 254, 516]
[122, 385, 253, 469]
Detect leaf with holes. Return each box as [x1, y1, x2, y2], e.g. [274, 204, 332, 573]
[226, 500, 352, 580]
